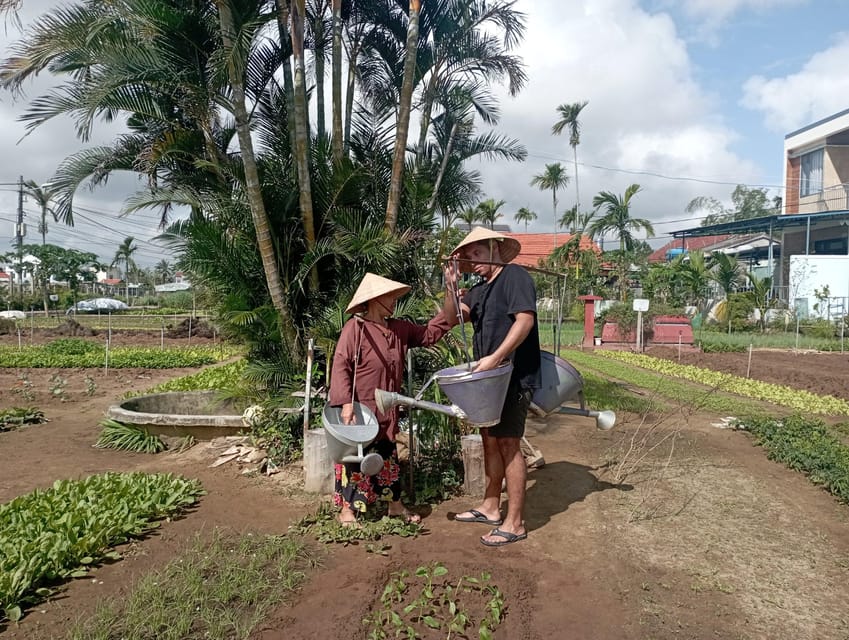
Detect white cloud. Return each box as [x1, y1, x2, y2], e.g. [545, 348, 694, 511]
[680, 0, 804, 21]
[741, 33, 849, 133]
[478, 0, 765, 241]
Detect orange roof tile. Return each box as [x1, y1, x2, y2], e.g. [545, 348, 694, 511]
[503, 232, 600, 268]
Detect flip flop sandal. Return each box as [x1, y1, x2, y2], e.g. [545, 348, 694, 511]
[480, 528, 528, 547]
[454, 509, 503, 526]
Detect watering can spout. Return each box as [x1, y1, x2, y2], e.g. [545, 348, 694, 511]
[374, 389, 467, 421]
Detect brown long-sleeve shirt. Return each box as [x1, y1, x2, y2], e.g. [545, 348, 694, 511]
[329, 311, 452, 441]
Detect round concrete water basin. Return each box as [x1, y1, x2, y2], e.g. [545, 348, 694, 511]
[106, 391, 247, 439]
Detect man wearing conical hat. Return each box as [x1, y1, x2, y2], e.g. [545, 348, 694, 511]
[444, 226, 541, 547]
[328, 273, 453, 526]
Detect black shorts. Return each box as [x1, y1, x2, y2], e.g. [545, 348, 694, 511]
[487, 384, 532, 438]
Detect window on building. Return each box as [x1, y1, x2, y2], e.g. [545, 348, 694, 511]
[800, 148, 824, 197]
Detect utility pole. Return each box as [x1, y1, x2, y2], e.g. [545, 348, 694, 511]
[16, 175, 25, 309]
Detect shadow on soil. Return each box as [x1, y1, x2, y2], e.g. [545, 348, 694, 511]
[524, 461, 633, 531]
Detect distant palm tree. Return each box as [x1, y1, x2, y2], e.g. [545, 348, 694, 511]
[476, 198, 506, 229]
[552, 101, 588, 232]
[112, 236, 138, 301]
[457, 207, 482, 228]
[588, 184, 654, 300]
[709, 251, 743, 334]
[23, 181, 58, 245]
[530, 163, 569, 254]
[154, 259, 173, 284]
[514, 207, 537, 233]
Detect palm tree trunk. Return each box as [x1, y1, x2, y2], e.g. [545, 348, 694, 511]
[273, 0, 298, 160]
[314, 12, 326, 139]
[552, 189, 557, 254]
[417, 72, 439, 154]
[425, 121, 458, 213]
[331, 0, 343, 162]
[343, 45, 357, 153]
[289, 0, 319, 290]
[572, 145, 580, 233]
[385, 0, 421, 232]
[216, 0, 300, 351]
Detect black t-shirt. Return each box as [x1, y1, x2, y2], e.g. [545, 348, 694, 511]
[463, 264, 541, 391]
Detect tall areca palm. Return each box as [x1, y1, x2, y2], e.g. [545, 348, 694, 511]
[412, 0, 527, 155]
[588, 184, 654, 300]
[385, 0, 422, 232]
[514, 206, 536, 232]
[215, 0, 300, 348]
[530, 162, 569, 253]
[24, 181, 58, 245]
[552, 101, 588, 232]
[112, 236, 138, 301]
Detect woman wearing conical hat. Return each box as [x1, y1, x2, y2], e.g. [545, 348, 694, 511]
[328, 273, 453, 526]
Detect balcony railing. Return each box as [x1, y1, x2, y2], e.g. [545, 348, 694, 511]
[796, 183, 849, 213]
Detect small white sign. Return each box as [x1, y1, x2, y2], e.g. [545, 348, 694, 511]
[632, 298, 649, 312]
[49, 294, 59, 302]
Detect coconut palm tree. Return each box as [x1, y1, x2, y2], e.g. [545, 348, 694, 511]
[514, 206, 536, 232]
[588, 184, 654, 300]
[476, 198, 506, 229]
[154, 259, 173, 284]
[552, 101, 588, 231]
[530, 162, 569, 253]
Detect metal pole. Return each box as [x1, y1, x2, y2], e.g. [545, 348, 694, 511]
[303, 338, 314, 432]
[407, 348, 415, 499]
[16, 176, 25, 310]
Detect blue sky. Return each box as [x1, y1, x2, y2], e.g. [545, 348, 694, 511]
[1, 0, 848, 266]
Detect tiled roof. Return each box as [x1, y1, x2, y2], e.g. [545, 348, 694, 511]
[0, 272, 10, 280]
[502, 232, 600, 268]
[100, 278, 123, 285]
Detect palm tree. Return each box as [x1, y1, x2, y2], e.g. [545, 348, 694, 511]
[552, 101, 588, 232]
[745, 272, 776, 332]
[710, 251, 743, 334]
[112, 236, 138, 301]
[476, 198, 506, 229]
[457, 207, 482, 228]
[385, 0, 422, 232]
[154, 259, 173, 284]
[588, 184, 654, 300]
[530, 163, 569, 253]
[514, 206, 536, 232]
[23, 181, 58, 245]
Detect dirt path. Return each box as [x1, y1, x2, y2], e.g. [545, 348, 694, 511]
[2, 338, 849, 639]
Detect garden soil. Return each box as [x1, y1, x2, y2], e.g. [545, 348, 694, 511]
[2, 332, 849, 640]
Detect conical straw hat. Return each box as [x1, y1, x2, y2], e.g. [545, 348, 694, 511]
[345, 273, 411, 314]
[450, 226, 522, 272]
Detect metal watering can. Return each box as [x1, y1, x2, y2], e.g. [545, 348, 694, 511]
[322, 403, 385, 476]
[374, 361, 514, 428]
[530, 351, 616, 430]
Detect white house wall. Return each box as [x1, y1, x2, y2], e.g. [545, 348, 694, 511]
[788, 255, 849, 319]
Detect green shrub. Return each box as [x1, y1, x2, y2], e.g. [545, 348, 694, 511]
[737, 415, 849, 503]
[95, 419, 167, 453]
[42, 338, 101, 356]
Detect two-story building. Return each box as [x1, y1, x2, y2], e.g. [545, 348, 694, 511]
[670, 107, 849, 319]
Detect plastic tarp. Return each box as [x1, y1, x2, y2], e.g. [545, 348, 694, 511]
[66, 298, 129, 314]
[0, 310, 26, 320]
